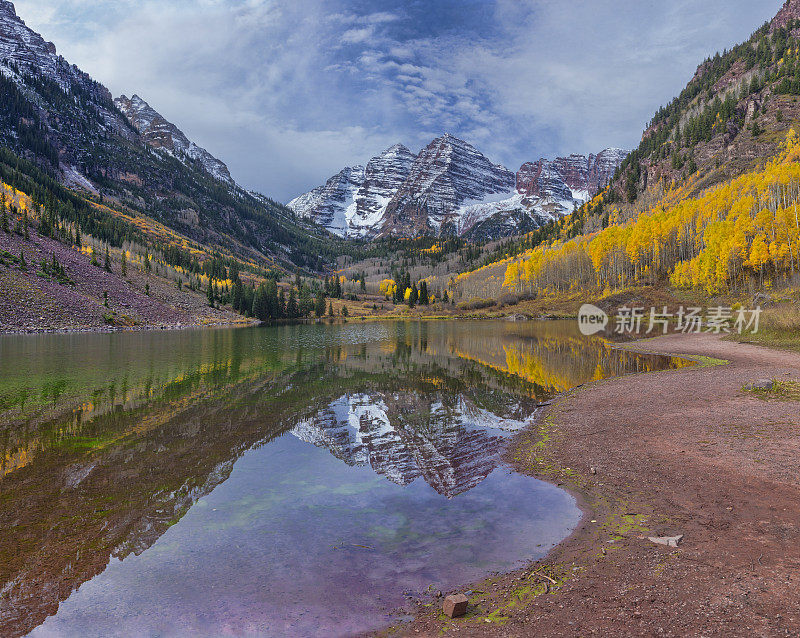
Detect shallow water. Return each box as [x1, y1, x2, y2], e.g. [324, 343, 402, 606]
[0, 320, 691, 637]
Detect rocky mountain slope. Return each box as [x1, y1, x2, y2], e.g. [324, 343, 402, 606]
[289, 134, 626, 240]
[380, 134, 517, 237]
[0, 0, 336, 270]
[602, 0, 800, 227]
[517, 149, 628, 202]
[115, 94, 233, 184]
[0, 222, 248, 333]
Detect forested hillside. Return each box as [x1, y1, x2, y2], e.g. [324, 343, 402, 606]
[608, 6, 800, 222]
[0, 0, 350, 272]
[450, 1, 800, 305]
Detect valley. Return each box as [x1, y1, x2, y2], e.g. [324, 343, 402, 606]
[2, 0, 800, 637]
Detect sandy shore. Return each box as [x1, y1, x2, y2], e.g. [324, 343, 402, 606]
[394, 333, 800, 637]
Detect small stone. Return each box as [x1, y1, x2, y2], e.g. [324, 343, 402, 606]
[746, 379, 775, 391]
[590, 466, 597, 475]
[648, 534, 684, 548]
[442, 594, 469, 618]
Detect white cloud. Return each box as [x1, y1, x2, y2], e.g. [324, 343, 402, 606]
[11, 0, 787, 202]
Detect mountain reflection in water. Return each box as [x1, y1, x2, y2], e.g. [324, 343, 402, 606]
[293, 393, 531, 498]
[0, 320, 692, 637]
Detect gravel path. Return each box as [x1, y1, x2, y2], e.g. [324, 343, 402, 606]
[401, 334, 800, 637]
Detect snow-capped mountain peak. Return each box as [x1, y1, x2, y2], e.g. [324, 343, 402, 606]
[115, 94, 233, 184]
[288, 135, 627, 240]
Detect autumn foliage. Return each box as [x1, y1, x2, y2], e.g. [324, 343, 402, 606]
[499, 129, 800, 296]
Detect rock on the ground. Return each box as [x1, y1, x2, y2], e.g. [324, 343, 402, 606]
[442, 593, 469, 618]
[648, 534, 684, 548]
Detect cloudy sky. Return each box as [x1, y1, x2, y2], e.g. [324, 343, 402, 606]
[14, 0, 784, 202]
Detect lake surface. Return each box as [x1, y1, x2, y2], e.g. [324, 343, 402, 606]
[0, 320, 692, 637]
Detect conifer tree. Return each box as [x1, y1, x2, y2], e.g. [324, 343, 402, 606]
[104, 246, 112, 272]
[409, 283, 419, 308]
[121, 250, 127, 277]
[253, 283, 269, 321]
[419, 281, 429, 305]
[315, 290, 326, 318]
[278, 288, 286, 318]
[231, 279, 244, 312]
[287, 288, 299, 319]
[207, 279, 215, 307]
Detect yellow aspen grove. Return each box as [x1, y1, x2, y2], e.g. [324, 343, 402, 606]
[485, 129, 800, 296]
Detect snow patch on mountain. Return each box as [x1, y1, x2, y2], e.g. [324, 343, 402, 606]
[115, 95, 233, 184]
[289, 135, 627, 239]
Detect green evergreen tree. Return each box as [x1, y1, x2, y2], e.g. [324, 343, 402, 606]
[19, 250, 26, 271]
[299, 287, 313, 317]
[207, 279, 215, 307]
[315, 290, 326, 318]
[252, 283, 269, 321]
[231, 280, 244, 312]
[104, 246, 112, 273]
[278, 288, 286, 318]
[121, 250, 127, 277]
[287, 288, 299, 319]
[328, 301, 335, 318]
[419, 281, 429, 305]
[241, 285, 253, 316]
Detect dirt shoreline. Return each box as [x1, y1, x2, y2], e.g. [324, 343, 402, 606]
[0, 319, 259, 336]
[391, 333, 800, 637]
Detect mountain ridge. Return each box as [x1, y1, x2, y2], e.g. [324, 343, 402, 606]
[289, 135, 626, 240]
[0, 0, 340, 271]
[115, 94, 233, 184]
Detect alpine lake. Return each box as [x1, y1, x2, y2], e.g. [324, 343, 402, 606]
[0, 320, 692, 637]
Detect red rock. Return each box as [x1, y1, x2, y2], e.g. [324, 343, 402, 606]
[442, 593, 469, 618]
[771, 0, 800, 33]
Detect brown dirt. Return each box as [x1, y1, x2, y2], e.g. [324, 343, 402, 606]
[0, 228, 251, 332]
[392, 333, 800, 637]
